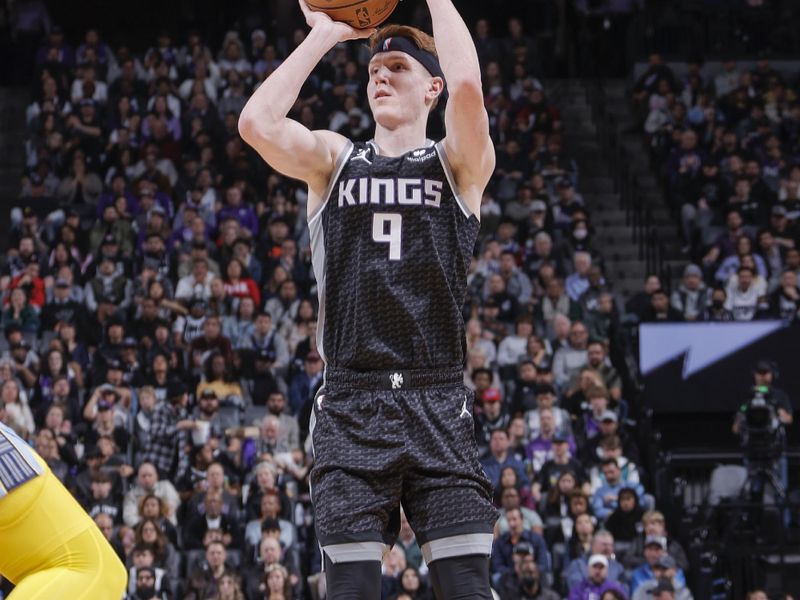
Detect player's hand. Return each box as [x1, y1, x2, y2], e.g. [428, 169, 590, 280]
[298, 0, 376, 42]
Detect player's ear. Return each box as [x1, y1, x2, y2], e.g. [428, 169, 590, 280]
[426, 76, 444, 102]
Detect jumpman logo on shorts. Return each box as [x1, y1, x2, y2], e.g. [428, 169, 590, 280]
[459, 396, 470, 419]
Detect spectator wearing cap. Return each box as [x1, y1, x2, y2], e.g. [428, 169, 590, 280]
[591, 458, 645, 521]
[567, 554, 627, 600]
[624, 511, 689, 573]
[550, 178, 583, 230]
[40, 276, 89, 333]
[524, 384, 572, 441]
[632, 557, 693, 600]
[84, 255, 133, 313]
[630, 535, 686, 595]
[564, 531, 626, 593]
[481, 428, 530, 489]
[497, 545, 559, 600]
[474, 387, 511, 453]
[670, 264, 710, 321]
[552, 320, 589, 390]
[491, 508, 551, 586]
[536, 438, 587, 500]
[580, 407, 640, 467]
[138, 380, 198, 483]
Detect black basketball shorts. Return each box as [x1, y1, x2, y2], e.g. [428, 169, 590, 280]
[309, 366, 498, 549]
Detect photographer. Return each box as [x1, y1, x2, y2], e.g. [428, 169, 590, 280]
[732, 360, 793, 435]
[732, 360, 793, 506]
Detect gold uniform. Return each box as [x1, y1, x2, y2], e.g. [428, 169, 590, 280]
[0, 423, 127, 599]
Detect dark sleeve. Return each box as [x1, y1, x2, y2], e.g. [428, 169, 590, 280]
[773, 388, 793, 415]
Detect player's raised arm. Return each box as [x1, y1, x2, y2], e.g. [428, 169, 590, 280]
[238, 1, 373, 198]
[427, 0, 495, 215]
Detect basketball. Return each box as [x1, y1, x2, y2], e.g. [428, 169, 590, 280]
[307, 0, 399, 29]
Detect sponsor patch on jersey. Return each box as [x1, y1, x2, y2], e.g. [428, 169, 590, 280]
[407, 148, 437, 163]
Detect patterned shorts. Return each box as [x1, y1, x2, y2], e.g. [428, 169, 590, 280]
[309, 366, 498, 547]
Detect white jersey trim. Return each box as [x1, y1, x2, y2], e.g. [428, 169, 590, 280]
[308, 140, 354, 226]
[434, 141, 473, 219]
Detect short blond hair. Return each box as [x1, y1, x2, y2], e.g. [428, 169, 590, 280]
[368, 24, 437, 56]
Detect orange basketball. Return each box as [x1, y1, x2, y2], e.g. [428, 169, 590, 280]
[307, 0, 399, 29]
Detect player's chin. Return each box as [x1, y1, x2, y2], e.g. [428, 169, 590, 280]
[371, 104, 403, 127]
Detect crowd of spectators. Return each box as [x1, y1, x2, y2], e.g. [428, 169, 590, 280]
[1, 13, 696, 600]
[631, 53, 800, 325]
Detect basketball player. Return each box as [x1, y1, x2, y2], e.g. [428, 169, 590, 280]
[0, 422, 128, 598]
[239, 1, 497, 597]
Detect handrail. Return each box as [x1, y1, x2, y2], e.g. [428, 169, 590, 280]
[588, 81, 671, 292]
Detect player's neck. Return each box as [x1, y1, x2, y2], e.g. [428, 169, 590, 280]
[372, 121, 428, 157]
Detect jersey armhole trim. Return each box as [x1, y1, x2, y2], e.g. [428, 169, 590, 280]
[308, 140, 354, 226]
[435, 141, 473, 219]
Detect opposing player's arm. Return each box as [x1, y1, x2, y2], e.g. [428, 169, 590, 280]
[427, 0, 495, 217]
[238, 1, 373, 201]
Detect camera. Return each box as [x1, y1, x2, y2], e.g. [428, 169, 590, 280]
[738, 386, 784, 465]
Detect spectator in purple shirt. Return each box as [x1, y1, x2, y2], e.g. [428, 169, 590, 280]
[216, 186, 258, 238]
[569, 554, 628, 600]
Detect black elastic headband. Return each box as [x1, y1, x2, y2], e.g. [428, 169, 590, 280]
[371, 35, 446, 86]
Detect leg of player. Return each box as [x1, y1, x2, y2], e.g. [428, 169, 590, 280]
[0, 425, 128, 599]
[322, 546, 382, 599]
[427, 553, 493, 599]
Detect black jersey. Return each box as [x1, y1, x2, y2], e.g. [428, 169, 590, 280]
[309, 139, 480, 371]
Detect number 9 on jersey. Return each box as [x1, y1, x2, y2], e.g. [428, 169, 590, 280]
[372, 213, 403, 261]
